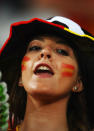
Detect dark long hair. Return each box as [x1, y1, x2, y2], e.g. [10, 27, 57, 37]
[0, 34, 91, 131]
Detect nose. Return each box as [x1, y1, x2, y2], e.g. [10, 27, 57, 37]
[41, 53, 51, 59]
[39, 47, 51, 59]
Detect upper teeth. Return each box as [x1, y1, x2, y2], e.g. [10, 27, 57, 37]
[37, 66, 50, 71]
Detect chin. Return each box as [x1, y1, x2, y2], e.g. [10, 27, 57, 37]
[28, 88, 69, 103]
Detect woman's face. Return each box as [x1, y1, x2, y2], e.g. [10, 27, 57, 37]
[21, 36, 79, 100]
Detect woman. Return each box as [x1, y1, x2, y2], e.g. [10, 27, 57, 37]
[0, 16, 94, 131]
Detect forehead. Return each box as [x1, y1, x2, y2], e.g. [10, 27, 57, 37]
[28, 35, 73, 47]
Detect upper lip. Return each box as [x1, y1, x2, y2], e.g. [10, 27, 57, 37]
[34, 63, 54, 75]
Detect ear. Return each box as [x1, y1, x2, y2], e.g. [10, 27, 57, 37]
[72, 77, 84, 93]
[18, 77, 23, 87]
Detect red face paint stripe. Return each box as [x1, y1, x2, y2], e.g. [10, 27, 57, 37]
[62, 63, 75, 70]
[22, 56, 30, 61]
[62, 72, 73, 77]
[21, 65, 26, 71]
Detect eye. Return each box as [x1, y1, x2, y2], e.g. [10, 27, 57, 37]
[28, 46, 41, 51]
[56, 49, 69, 56]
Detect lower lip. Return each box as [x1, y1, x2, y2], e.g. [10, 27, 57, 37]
[35, 73, 53, 78]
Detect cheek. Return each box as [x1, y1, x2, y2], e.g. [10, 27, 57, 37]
[61, 63, 75, 77]
[21, 56, 30, 71]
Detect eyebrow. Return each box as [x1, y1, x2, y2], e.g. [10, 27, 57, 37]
[31, 36, 71, 47]
[32, 36, 45, 42]
[55, 40, 72, 49]
[56, 40, 67, 44]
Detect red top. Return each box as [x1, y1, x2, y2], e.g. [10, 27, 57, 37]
[7, 128, 16, 131]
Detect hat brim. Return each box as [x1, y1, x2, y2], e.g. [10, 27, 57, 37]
[1, 18, 94, 58]
[0, 18, 94, 127]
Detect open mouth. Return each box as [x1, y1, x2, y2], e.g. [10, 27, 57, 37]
[34, 63, 54, 76]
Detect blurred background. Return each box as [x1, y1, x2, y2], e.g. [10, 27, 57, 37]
[0, 0, 94, 49]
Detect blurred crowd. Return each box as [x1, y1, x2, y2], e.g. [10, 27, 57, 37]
[0, 0, 94, 48]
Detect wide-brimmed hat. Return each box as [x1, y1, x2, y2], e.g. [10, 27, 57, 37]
[0, 16, 94, 127]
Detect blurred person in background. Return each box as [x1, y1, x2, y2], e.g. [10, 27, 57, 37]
[0, 0, 94, 49]
[0, 0, 94, 48]
[0, 0, 56, 49]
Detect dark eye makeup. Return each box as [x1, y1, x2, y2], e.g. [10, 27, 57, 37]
[28, 45, 69, 56]
[28, 46, 42, 51]
[56, 49, 69, 56]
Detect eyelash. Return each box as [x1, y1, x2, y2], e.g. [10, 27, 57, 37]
[28, 46, 69, 56]
[56, 49, 69, 56]
[28, 46, 41, 51]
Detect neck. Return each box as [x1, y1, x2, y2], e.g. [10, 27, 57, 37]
[19, 95, 69, 131]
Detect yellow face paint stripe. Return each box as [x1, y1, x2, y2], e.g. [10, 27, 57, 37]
[62, 68, 74, 73]
[22, 61, 26, 66]
[21, 61, 27, 71]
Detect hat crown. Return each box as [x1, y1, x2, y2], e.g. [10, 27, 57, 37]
[47, 16, 85, 35]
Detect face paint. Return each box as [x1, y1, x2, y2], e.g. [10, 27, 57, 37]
[62, 63, 75, 77]
[21, 56, 30, 71]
